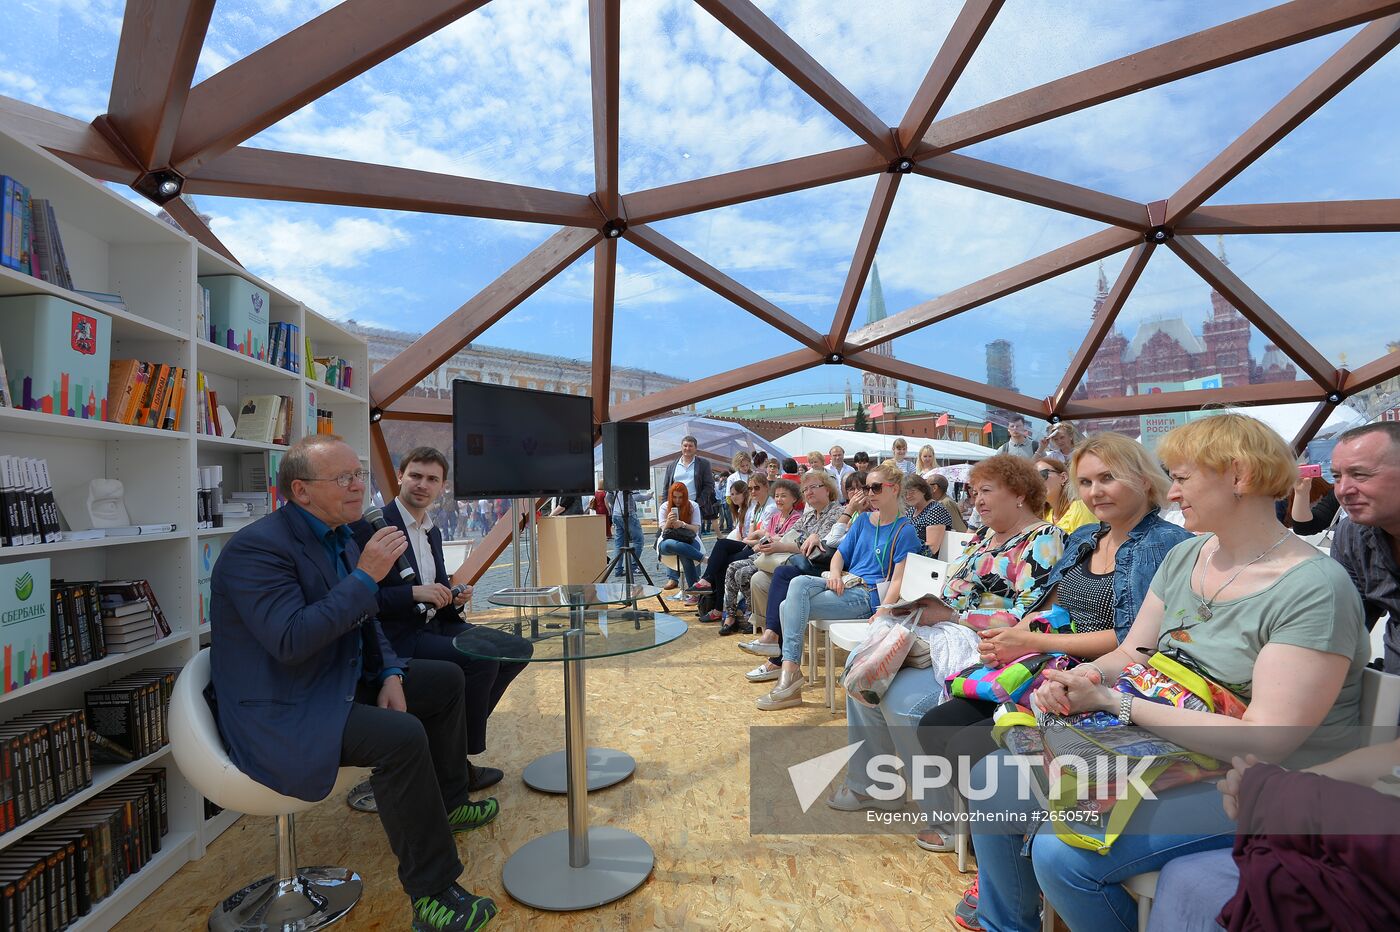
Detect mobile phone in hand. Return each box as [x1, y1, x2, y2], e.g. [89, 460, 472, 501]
[1298, 464, 1323, 479]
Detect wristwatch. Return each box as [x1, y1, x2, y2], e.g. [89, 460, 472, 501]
[1118, 693, 1133, 725]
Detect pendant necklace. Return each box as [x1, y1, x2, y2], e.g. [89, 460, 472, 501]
[1193, 529, 1291, 621]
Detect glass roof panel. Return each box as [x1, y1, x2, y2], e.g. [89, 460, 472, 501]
[1211, 47, 1400, 202]
[958, 30, 1354, 203]
[198, 1, 339, 82]
[646, 174, 879, 328]
[0, 0, 122, 120]
[1218, 233, 1400, 373]
[618, 0, 866, 193]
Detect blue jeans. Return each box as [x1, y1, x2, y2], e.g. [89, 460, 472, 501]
[843, 666, 948, 824]
[777, 575, 873, 665]
[611, 512, 643, 575]
[658, 538, 704, 586]
[970, 751, 1235, 932]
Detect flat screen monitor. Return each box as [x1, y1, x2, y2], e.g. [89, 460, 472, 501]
[452, 380, 594, 498]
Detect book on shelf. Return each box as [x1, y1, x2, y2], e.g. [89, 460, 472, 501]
[232, 394, 287, 444]
[0, 175, 73, 288]
[268, 321, 301, 373]
[0, 175, 30, 273]
[0, 331, 11, 407]
[73, 290, 127, 312]
[0, 707, 93, 832]
[199, 275, 269, 361]
[312, 354, 354, 392]
[0, 559, 50, 692]
[238, 451, 283, 512]
[96, 580, 170, 639]
[0, 295, 110, 420]
[1, 455, 62, 547]
[49, 581, 107, 672]
[105, 359, 187, 430]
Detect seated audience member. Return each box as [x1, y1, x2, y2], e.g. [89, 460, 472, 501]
[693, 479, 758, 610]
[890, 437, 916, 476]
[903, 473, 955, 557]
[920, 433, 1191, 915]
[351, 446, 532, 797]
[831, 455, 1065, 847]
[1328, 422, 1400, 673]
[1039, 455, 1097, 535]
[211, 436, 499, 931]
[1285, 473, 1338, 534]
[717, 479, 803, 634]
[722, 471, 842, 639]
[967, 414, 1368, 932]
[742, 470, 868, 658]
[1036, 421, 1077, 463]
[725, 451, 755, 535]
[606, 486, 653, 577]
[657, 482, 705, 595]
[931, 473, 969, 533]
[1147, 740, 1400, 932]
[780, 457, 802, 483]
[765, 458, 781, 482]
[753, 463, 924, 710]
[996, 416, 1036, 459]
[916, 443, 940, 480]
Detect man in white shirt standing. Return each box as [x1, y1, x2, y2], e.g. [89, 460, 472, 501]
[828, 445, 854, 501]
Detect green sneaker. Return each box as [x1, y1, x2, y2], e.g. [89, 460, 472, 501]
[411, 883, 496, 932]
[447, 796, 499, 832]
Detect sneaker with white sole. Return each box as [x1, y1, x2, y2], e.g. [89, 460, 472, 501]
[826, 784, 906, 812]
[745, 662, 781, 682]
[755, 673, 803, 710]
[739, 639, 781, 658]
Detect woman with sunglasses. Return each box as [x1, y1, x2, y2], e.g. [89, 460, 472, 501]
[966, 415, 1367, 932]
[828, 455, 1065, 844]
[753, 464, 923, 710]
[1038, 456, 1096, 535]
[741, 470, 869, 663]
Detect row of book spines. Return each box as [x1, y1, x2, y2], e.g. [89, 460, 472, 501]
[0, 768, 167, 932]
[311, 355, 353, 392]
[0, 456, 60, 548]
[194, 371, 220, 435]
[0, 709, 93, 833]
[97, 582, 171, 641]
[105, 360, 186, 430]
[48, 584, 107, 674]
[0, 176, 73, 290]
[85, 668, 178, 764]
[268, 322, 300, 373]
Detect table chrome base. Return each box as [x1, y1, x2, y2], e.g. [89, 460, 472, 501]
[210, 867, 361, 932]
[501, 827, 653, 911]
[521, 747, 635, 793]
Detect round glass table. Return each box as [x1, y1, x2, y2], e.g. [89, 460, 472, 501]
[459, 587, 686, 912]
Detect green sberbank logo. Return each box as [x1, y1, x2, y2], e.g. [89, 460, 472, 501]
[14, 572, 33, 601]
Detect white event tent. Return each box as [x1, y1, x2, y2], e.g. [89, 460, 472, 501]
[773, 425, 996, 464]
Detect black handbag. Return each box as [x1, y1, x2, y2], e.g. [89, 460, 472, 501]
[661, 527, 698, 544]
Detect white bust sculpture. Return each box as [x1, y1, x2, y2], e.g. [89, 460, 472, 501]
[87, 478, 131, 528]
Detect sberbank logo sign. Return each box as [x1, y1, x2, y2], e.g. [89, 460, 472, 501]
[14, 572, 33, 601]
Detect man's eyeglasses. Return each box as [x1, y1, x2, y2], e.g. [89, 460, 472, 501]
[300, 469, 370, 488]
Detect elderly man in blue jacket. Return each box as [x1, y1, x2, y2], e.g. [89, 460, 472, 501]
[209, 435, 499, 932]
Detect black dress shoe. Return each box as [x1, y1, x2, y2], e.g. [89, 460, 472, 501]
[468, 762, 504, 792]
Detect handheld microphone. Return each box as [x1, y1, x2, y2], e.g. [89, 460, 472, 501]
[426, 584, 470, 621]
[362, 506, 418, 584]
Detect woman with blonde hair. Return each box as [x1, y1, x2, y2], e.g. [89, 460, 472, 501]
[1038, 455, 1096, 535]
[916, 443, 939, 480]
[968, 415, 1368, 932]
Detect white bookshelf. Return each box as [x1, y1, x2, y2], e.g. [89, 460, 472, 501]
[0, 127, 369, 929]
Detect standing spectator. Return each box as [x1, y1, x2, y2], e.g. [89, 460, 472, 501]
[916, 444, 939, 480]
[890, 438, 916, 476]
[661, 435, 715, 523]
[606, 487, 653, 578]
[930, 473, 968, 533]
[996, 415, 1037, 459]
[828, 445, 854, 500]
[715, 471, 733, 534]
[850, 451, 871, 473]
[1329, 421, 1400, 673]
[806, 450, 828, 473]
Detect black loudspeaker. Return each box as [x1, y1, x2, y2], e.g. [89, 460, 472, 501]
[602, 421, 650, 491]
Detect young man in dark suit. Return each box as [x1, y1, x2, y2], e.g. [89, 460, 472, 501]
[209, 435, 499, 932]
[352, 446, 532, 792]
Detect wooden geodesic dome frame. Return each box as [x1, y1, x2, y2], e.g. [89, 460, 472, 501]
[5, 0, 1400, 582]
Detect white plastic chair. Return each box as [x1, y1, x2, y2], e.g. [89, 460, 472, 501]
[170, 649, 370, 931]
[940, 531, 974, 562]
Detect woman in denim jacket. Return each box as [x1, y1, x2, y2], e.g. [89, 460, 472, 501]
[916, 433, 1192, 927]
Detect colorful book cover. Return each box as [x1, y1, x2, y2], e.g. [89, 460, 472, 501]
[196, 537, 224, 628]
[0, 558, 50, 691]
[0, 295, 111, 419]
[198, 275, 269, 361]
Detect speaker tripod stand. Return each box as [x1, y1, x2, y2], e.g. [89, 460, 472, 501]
[598, 491, 669, 616]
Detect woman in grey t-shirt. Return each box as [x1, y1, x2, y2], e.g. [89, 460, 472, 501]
[967, 414, 1368, 932]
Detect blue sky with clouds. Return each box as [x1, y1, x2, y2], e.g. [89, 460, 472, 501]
[4, 0, 1397, 422]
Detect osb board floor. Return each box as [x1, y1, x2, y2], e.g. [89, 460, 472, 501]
[115, 604, 969, 931]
